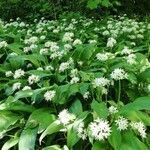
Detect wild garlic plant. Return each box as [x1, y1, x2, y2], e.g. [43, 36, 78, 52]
[0, 14, 150, 150]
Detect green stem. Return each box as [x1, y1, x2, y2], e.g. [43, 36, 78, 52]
[118, 80, 121, 105]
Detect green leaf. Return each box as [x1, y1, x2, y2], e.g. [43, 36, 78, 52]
[39, 120, 63, 144]
[19, 126, 38, 150]
[15, 90, 33, 100]
[108, 125, 121, 150]
[8, 43, 23, 54]
[101, 0, 110, 7]
[2, 136, 19, 150]
[87, 0, 101, 9]
[79, 71, 94, 81]
[27, 70, 51, 78]
[139, 68, 150, 82]
[0, 111, 21, 136]
[92, 141, 105, 150]
[125, 111, 150, 126]
[28, 108, 56, 133]
[42, 145, 62, 150]
[120, 96, 150, 114]
[80, 44, 95, 61]
[67, 125, 79, 148]
[0, 96, 35, 113]
[91, 100, 109, 118]
[69, 99, 83, 116]
[120, 131, 148, 150]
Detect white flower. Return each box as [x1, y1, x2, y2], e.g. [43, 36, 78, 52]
[96, 53, 109, 61]
[62, 32, 74, 42]
[83, 91, 90, 99]
[137, 34, 144, 39]
[53, 29, 59, 33]
[92, 77, 110, 88]
[37, 67, 43, 71]
[40, 48, 48, 55]
[22, 86, 31, 91]
[126, 54, 136, 64]
[5, 71, 13, 77]
[108, 106, 118, 114]
[89, 118, 111, 140]
[50, 51, 63, 59]
[24, 47, 31, 53]
[130, 121, 146, 138]
[107, 37, 116, 48]
[14, 69, 25, 79]
[45, 65, 54, 71]
[59, 62, 70, 72]
[115, 116, 128, 131]
[121, 46, 133, 55]
[78, 61, 83, 66]
[40, 35, 46, 40]
[12, 82, 21, 91]
[75, 121, 87, 140]
[0, 41, 8, 49]
[50, 45, 59, 52]
[73, 39, 82, 46]
[30, 44, 37, 50]
[25, 36, 38, 44]
[44, 90, 56, 101]
[102, 30, 109, 36]
[110, 68, 128, 80]
[70, 69, 78, 78]
[28, 75, 39, 85]
[70, 77, 80, 84]
[27, 63, 32, 68]
[89, 40, 97, 44]
[9, 52, 18, 56]
[64, 44, 72, 51]
[102, 87, 108, 95]
[58, 109, 76, 125]
[45, 41, 52, 47]
[29, 36, 38, 44]
[147, 84, 150, 93]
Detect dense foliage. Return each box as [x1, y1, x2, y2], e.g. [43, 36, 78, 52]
[0, 14, 150, 149]
[0, 0, 150, 20]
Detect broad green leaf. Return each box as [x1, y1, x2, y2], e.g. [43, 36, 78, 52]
[126, 111, 150, 126]
[120, 96, 150, 114]
[139, 68, 150, 82]
[79, 71, 94, 81]
[39, 120, 63, 144]
[69, 99, 83, 116]
[28, 108, 56, 133]
[19, 126, 38, 150]
[101, 0, 110, 7]
[15, 90, 33, 100]
[92, 141, 105, 150]
[42, 145, 62, 150]
[80, 44, 95, 61]
[108, 125, 121, 150]
[8, 43, 23, 54]
[67, 125, 79, 148]
[0, 96, 35, 113]
[27, 70, 51, 78]
[91, 100, 109, 118]
[0, 111, 21, 137]
[2, 136, 19, 150]
[87, 0, 101, 9]
[120, 131, 148, 150]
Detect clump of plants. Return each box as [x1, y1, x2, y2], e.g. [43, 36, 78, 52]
[0, 14, 150, 149]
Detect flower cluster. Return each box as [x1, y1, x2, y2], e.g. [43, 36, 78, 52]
[89, 118, 111, 140]
[110, 68, 128, 80]
[58, 109, 76, 125]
